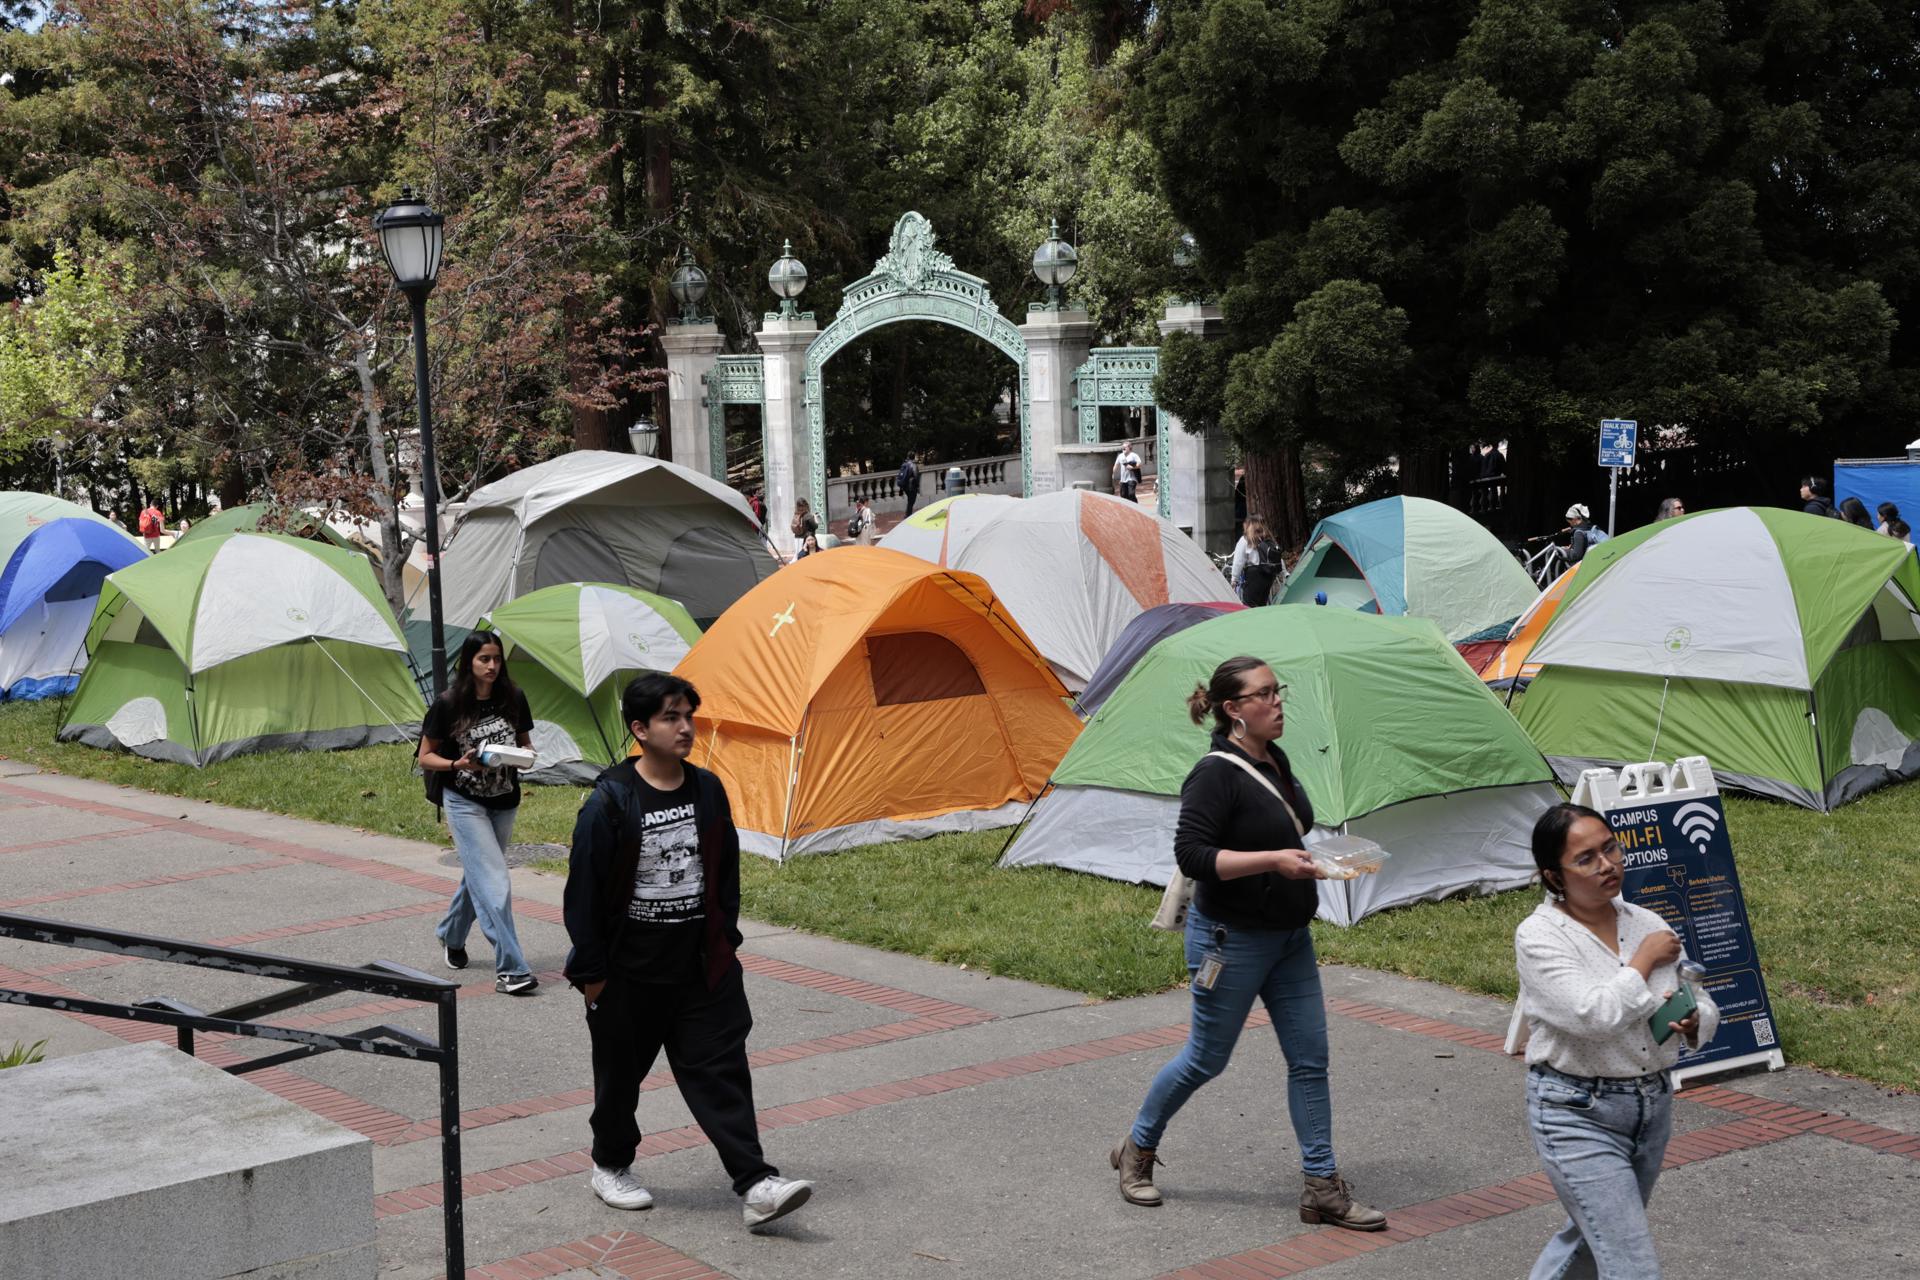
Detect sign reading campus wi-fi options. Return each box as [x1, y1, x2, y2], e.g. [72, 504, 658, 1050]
[1572, 756, 1786, 1085]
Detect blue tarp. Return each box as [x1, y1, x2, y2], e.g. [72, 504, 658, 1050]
[1834, 459, 1920, 529]
[0, 518, 146, 636]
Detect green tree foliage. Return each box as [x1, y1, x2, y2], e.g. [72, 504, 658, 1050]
[1144, 0, 1916, 541]
[0, 237, 137, 453]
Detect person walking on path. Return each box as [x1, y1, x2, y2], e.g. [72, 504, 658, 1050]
[418, 631, 538, 995]
[898, 454, 922, 517]
[563, 672, 815, 1232]
[1656, 497, 1685, 521]
[1563, 504, 1609, 565]
[1112, 655, 1387, 1233]
[1113, 440, 1143, 503]
[1230, 514, 1284, 606]
[138, 502, 167, 552]
[1513, 803, 1719, 1280]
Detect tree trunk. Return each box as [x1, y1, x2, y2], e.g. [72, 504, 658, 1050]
[1398, 445, 1447, 501]
[352, 344, 409, 614]
[1244, 445, 1308, 551]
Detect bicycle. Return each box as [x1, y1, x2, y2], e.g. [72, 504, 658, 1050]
[1515, 537, 1568, 588]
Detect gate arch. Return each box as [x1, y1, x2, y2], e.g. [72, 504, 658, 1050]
[803, 213, 1032, 515]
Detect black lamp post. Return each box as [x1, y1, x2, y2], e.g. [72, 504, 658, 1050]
[374, 187, 449, 698]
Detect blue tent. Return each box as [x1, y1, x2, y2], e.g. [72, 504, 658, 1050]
[0, 518, 147, 699]
[1077, 601, 1244, 717]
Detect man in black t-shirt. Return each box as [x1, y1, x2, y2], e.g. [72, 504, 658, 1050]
[562, 673, 814, 1232]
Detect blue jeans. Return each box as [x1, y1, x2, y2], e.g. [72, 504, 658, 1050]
[1130, 906, 1336, 1176]
[1527, 1065, 1673, 1280]
[435, 791, 530, 978]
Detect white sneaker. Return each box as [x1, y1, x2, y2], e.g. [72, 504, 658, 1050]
[742, 1174, 813, 1231]
[589, 1164, 654, 1211]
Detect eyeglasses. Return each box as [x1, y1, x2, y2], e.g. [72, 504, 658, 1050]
[1566, 838, 1624, 874]
[1231, 683, 1288, 705]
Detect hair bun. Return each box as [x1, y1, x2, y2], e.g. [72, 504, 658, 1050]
[1186, 682, 1213, 726]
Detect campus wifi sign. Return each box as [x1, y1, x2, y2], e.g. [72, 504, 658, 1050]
[1572, 757, 1785, 1086]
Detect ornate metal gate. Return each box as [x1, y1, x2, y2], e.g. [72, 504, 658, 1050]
[1072, 347, 1169, 518]
[703, 354, 765, 484]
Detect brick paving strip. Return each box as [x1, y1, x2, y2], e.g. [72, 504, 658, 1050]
[462, 1228, 731, 1280]
[0, 855, 298, 910]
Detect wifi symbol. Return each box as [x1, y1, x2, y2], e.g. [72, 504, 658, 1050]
[1674, 801, 1719, 853]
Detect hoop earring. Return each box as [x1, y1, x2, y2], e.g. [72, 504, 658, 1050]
[1230, 717, 1246, 738]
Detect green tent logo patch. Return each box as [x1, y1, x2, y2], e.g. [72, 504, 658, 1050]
[285, 607, 308, 624]
[1664, 627, 1692, 654]
[627, 632, 650, 652]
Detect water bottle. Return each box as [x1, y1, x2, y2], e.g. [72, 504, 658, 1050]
[1678, 959, 1706, 991]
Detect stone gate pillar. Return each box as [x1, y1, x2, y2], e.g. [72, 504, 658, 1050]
[659, 322, 724, 475]
[756, 314, 818, 559]
[1158, 301, 1235, 554]
[1019, 307, 1097, 495]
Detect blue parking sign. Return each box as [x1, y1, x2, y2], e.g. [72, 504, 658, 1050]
[1599, 419, 1638, 468]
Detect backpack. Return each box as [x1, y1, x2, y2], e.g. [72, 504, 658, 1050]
[138, 507, 164, 537]
[898, 460, 918, 489]
[846, 510, 866, 540]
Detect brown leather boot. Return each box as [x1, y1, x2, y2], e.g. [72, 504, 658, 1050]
[1300, 1173, 1386, 1231]
[1109, 1137, 1164, 1207]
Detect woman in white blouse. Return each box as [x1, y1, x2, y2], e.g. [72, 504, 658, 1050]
[1514, 803, 1720, 1280]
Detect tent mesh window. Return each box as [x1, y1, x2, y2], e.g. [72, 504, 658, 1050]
[659, 528, 762, 625]
[1839, 606, 1883, 652]
[867, 632, 985, 705]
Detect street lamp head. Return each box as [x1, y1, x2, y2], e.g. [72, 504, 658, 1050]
[627, 414, 660, 459]
[1172, 231, 1197, 270]
[768, 238, 808, 319]
[1031, 217, 1078, 309]
[373, 186, 444, 293]
[668, 246, 710, 324]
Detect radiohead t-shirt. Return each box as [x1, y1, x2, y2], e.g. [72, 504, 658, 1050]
[422, 689, 533, 811]
[614, 773, 706, 981]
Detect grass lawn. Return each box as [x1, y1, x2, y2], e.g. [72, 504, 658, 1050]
[1, 698, 1913, 1091]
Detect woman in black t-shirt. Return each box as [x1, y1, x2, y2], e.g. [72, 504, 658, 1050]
[418, 631, 539, 995]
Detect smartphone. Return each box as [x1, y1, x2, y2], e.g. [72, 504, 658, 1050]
[1648, 984, 1699, 1045]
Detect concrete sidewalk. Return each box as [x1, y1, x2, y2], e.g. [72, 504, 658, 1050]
[0, 761, 1914, 1279]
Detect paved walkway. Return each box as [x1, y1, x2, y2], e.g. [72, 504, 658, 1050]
[1, 761, 1914, 1279]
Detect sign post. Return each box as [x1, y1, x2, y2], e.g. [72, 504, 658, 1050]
[1572, 756, 1786, 1087]
[1598, 418, 1638, 535]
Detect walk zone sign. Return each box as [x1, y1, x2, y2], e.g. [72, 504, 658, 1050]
[1573, 756, 1786, 1086]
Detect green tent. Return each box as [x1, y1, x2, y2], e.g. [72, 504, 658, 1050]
[1516, 506, 1920, 810]
[1000, 606, 1561, 924]
[59, 532, 424, 765]
[176, 502, 359, 551]
[1278, 496, 1538, 642]
[481, 582, 702, 783]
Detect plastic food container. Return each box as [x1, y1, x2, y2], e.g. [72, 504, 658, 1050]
[478, 744, 537, 770]
[1307, 834, 1390, 881]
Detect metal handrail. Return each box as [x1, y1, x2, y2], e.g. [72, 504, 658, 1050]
[0, 911, 465, 1278]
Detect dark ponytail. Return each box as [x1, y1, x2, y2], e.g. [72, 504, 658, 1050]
[1187, 655, 1269, 735]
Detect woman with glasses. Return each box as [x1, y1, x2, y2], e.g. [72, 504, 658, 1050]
[1514, 804, 1720, 1278]
[1110, 655, 1387, 1232]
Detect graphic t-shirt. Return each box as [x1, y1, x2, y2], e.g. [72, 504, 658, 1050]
[614, 773, 706, 981]
[422, 689, 534, 812]
[1117, 450, 1142, 484]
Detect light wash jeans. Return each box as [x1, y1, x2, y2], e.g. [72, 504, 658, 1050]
[435, 790, 530, 978]
[1527, 1064, 1673, 1280]
[1129, 905, 1336, 1176]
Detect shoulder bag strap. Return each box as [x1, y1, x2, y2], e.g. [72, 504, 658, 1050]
[1204, 750, 1305, 836]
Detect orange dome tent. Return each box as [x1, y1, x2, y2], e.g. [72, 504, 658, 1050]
[1479, 565, 1576, 688]
[674, 547, 1082, 859]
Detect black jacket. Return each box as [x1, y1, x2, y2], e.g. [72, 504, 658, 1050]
[1173, 732, 1318, 930]
[561, 757, 743, 991]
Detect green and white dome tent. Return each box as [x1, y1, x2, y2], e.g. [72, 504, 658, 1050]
[480, 582, 702, 783]
[1000, 606, 1562, 925]
[58, 532, 425, 765]
[1516, 506, 1920, 810]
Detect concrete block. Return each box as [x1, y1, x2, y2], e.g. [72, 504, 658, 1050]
[0, 1042, 374, 1280]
